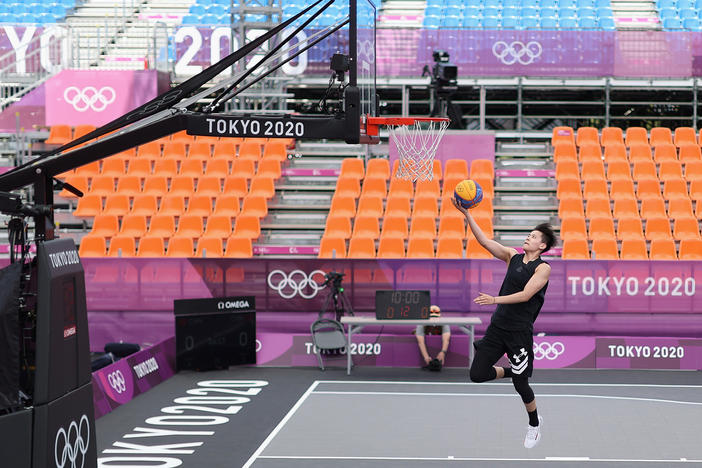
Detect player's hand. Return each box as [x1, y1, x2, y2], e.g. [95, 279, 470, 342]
[424, 356, 432, 364]
[437, 351, 446, 364]
[451, 197, 469, 217]
[474, 292, 496, 306]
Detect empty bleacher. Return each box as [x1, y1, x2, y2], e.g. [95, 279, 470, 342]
[0, 0, 74, 24]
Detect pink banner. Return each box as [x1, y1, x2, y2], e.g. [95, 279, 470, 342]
[45, 70, 163, 127]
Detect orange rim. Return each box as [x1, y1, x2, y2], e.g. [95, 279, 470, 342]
[364, 116, 450, 137]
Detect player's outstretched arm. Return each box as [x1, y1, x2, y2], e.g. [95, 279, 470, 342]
[474, 263, 552, 305]
[452, 197, 517, 263]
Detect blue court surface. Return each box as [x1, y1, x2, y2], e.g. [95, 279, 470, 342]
[96, 367, 702, 468]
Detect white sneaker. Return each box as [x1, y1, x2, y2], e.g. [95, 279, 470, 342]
[524, 416, 543, 449]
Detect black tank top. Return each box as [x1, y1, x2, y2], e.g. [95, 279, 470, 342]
[490, 253, 549, 331]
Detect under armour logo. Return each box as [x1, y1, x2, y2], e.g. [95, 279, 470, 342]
[512, 348, 528, 363]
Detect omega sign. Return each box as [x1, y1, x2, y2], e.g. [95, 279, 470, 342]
[217, 300, 251, 310]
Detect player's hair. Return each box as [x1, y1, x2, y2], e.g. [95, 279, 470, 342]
[533, 223, 557, 253]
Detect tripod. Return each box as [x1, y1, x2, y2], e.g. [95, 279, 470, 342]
[319, 279, 354, 321]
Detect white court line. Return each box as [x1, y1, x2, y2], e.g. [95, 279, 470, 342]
[312, 391, 702, 406]
[315, 380, 702, 388]
[242, 380, 320, 468]
[257, 455, 702, 463]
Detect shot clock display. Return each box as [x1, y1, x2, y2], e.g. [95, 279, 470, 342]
[375, 290, 431, 320]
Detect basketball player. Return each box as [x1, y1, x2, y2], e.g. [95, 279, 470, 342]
[452, 197, 556, 449]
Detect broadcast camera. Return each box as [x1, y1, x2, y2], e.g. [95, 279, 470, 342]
[423, 50, 458, 97]
[323, 271, 345, 291]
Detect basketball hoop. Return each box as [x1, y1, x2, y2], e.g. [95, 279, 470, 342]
[365, 116, 450, 182]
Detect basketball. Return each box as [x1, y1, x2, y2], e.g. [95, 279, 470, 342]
[454, 179, 483, 209]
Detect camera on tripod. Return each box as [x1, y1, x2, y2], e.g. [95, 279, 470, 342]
[323, 271, 345, 291]
[426, 50, 458, 96]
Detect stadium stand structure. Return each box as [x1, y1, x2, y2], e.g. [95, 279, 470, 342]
[0, 0, 75, 24]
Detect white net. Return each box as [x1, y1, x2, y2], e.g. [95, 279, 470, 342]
[390, 119, 449, 182]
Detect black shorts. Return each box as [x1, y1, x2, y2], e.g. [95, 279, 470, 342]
[473, 324, 534, 378]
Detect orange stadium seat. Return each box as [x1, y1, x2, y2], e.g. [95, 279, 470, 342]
[673, 217, 700, 240]
[600, 127, 624, 147]
[116, 176, 142, 197]
[464, 238, 491, 259]
[619, 239, 648, 260]
[174, 215, 203, 239]
[213, 140, 237, 160]
[74, 194, 103, 218]
[407, 237, 434, 258]
[162, 142, 187, 160]
[188, 141, 212, 160]
[678, 144, 701, 163]
[126, 158, 152, 178]
[649, 127, 673, 148]
[153, 159, 178, 177]
[578, 143, 602, 162]
[103, 194, 131, 217]
[380, 215, 409, 240]
[556, 179, 583, 200]
[388, 178, 413, 199]
[576, 127, 599, 146]
[130, 194, 157, 216]
[644, 216, 673, 240]
[75, 161, 101, 176]
[617, 216, 645, 242]
[580, 160, 606, 182]
[223, 176, 248, 198]
[467, 215, 493, 239]
[352, 215, 380, 240]
[591, 238, 619, 260]
[415, 179, 441, 199]
[562, 239, 590, 259]
[668, 198, 694, 219]
[257, 159, 281, 179]
[444, 159, 469, 179]
[347, 236, 376, 258]
[636, 179, 662, 200]
[166, 237, 194, 257]
[73, 125, 96, 140]
[120, 215, 147, 238]
[436, 237, 464, 258]
[91, 214, 119, 238]
[136, 237, 165, 257]
[409, 216, 437, 240]
[232, 215, 261, 240]
[438, 217, 465, 239]
[551, 126, 575, 146]
[413, 195, 439, 219]
[225, 237, 254, 258]
[384, 195, 411, 219]
[168, 176, 195, 197]
[78, 236, 106, 257]
[581, 179, 607, 201]
[195, 176, 222, 197]
[603, 143, 627, 163]
[553, 143, 577, 163]
[148, 215, 176, 238]
[204, 159, 230, 178]
[240, 196, 268, 218]
[625, 127, 648, 147]
[663, 179, 689, 200]
[366, 158, 391, 180]
[238, 141, 262, 162]
[470, 159, 494, 179]
[555, 160, 580, 181]
[432, 160, 443, 181]
[107, 236, 136, 257]
[560, 216, 588, 241]
[585, 198, 612, 219]
[685, 160, 702, 181]
[442, 177, 463, 198]
[101, 157, 125, 177]
[318, 236, 347, 258]
[46, 125, 72, 145]
[658, 160, 683, 181]
[690, 180, 702, 201]
[640, 198, 667, 219]
[249, 176, 275, 199]
[628, 144, 653, 163]
[649, 239, 677, 260]
[606, 160, 632, 181]
[137, 141, 161, 159]
[356, 195, 383, 218]
[588, 216, 615, 240]
[558, 198, 584, 218]
[679, 238, 702, 259]
[212, 195, 239, 217]
[204, 215, 233, 238]
[613, 198, 640, 220]
[438, 196, 464, 219]
[340, 158, 365, 180]
[360, 177, 387, 199]
[329, 195, 357, 218]
[195, 237, 224, 257]
[653, 144, 678, 163]
[179, 159, 204, 177]
[324, 215, 352, 239]
[632, 160, 659, 182]
[609, 179, 636, 201]
[59, 175, 88, 198]
[262, 140, 288, 161]
[674, 127, 697, 147]
[170, 130, 195, 144]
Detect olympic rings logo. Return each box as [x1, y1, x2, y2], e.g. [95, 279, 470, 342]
[492, 41, 543, 65]
[63, 86, 116, 112]
[107, 370, 126, 394]
[267, 269, 327, 299]
[55, 414, 90, 468]
[533, 341, 565, 360]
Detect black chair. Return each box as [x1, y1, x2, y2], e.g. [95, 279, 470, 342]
[310, 318, 346, 371]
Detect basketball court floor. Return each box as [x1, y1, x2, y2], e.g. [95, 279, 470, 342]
[96, 366, 702, 467]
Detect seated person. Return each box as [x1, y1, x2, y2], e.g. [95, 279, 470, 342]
[415, 305, 450, 370]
